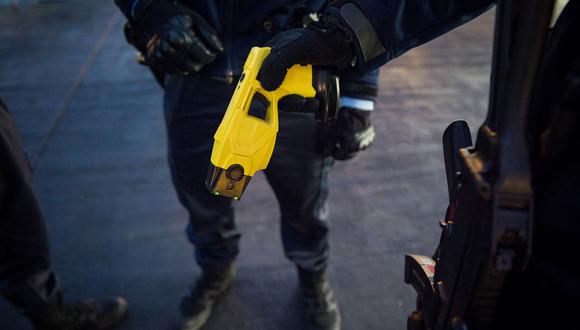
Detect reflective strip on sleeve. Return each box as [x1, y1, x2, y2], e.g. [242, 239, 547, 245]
[130, 0, 141, 19]
[340, 97, 375, 111]
[131, 0, 157, 20]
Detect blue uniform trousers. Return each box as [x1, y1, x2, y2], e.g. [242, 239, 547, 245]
[164, 75, 333, 273]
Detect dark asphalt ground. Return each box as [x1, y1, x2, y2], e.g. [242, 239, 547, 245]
[0, 2, 494, 329]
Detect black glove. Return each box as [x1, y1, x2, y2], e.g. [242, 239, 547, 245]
[260, 15, 355, 91]
[324, 107, 375, 160]
[131, 0, 223, 75]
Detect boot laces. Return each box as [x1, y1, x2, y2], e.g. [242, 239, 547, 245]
[306, 280, 334, 312]
[187, 272, 229, 303]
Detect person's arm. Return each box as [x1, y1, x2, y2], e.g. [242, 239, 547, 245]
[260, 0, 495, 90]
[324, 69, 379, 160]
[328, 0, 495, 72]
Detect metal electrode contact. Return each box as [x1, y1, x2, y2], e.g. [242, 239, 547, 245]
[206, 163, 251, 200]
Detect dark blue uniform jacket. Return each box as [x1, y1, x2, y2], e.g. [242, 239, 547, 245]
[115, 0, 379, 97]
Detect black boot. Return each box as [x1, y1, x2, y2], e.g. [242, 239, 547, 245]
[298, 267, 341, 330]
[28, 297, 128, 330]
[179, 265, 235, 330]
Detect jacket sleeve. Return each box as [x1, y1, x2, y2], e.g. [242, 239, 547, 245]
[114, 0, 158, 21]
[327, 0, 496, 72]
[114, 0, 135, 19]
[339, 69, 380, 111]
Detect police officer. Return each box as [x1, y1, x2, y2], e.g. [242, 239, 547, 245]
[260, 0, 580, 329]
[114, 0, 379, 329]
[0, 98, 128, 330]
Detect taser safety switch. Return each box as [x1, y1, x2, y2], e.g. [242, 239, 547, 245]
[206, 47, 339, 200]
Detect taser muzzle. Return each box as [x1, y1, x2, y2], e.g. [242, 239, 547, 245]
[206, 47, 339, 200]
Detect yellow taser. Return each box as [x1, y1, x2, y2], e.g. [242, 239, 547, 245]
[205, 47, 317, 200]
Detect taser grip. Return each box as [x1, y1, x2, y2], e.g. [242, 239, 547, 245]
[207, 47, 316, 200]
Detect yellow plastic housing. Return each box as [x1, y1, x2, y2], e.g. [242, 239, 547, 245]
[210, 47, 316, 178]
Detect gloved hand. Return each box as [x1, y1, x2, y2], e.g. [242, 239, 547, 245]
[131, 0, 223, 75]
[260, 15, 355, 91]
[323, 107, 375, 160]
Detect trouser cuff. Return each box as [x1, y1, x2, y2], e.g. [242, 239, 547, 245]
[1, 269, 61, 315]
